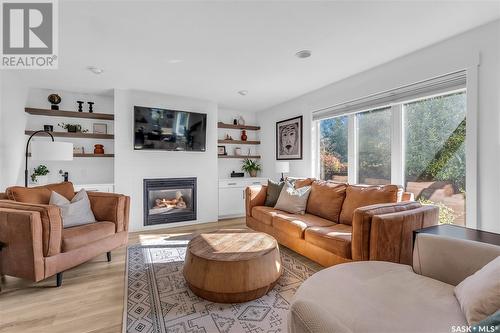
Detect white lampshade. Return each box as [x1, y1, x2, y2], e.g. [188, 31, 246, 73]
[275, 161, 290, 173]
[31, 141, 73, 161]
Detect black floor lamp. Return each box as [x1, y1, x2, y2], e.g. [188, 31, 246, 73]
[25, 130, 73, 187]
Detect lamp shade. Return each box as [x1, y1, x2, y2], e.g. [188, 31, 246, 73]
[31, 141, 73, 161]
[275, 161, 290, 173]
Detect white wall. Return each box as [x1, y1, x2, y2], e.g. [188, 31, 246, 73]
[1, 73, 29, 190]
[114, 89, 218, 231]
[217, 108, 260, 179]
[258, 20, 500, 233]
[0, 79, 115, 187]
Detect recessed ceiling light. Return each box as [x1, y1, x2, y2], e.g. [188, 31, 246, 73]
[167, 59, 183, 64]
[238, 90, 248, 96]
[87, 66, 104, 74]
[295, 50, 312, 59]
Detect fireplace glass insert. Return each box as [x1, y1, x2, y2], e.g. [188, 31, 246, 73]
[143, 178, 197, 225]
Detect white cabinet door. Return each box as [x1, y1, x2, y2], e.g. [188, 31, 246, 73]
[218, 186, 245, 218]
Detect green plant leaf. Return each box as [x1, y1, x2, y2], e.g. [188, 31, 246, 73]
[241, 158, 261, 172]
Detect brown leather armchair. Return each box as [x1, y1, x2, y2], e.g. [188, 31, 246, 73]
[0, 182, 130, 286]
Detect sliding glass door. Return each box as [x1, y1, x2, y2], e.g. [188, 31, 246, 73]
[317, 89, 467, 225]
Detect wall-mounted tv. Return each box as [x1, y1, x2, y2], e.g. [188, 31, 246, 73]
[134, 106, 207, 151]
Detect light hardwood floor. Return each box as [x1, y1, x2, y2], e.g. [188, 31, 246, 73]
[0, 218, 245, 333]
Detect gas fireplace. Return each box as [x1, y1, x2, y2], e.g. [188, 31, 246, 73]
[143, 178, 197, 226]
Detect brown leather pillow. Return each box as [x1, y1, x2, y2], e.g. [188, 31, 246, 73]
[306, 181, 347, 222]
[339, 185, 399, 225]
[294, 178, 316, 189]
[6, 182, 75, 204]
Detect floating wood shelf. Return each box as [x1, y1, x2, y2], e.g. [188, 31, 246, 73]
[218, 140, 260, 145]
[29, 153, 114, 158]
[25, 108, 114, 121]
[217, 122, 260, 131]
[25, 130, 114, 139]
[218, 155, 261, 159]
[74, 153, 114, 158]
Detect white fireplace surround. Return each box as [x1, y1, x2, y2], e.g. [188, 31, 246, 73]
[114, 89, 218, 232]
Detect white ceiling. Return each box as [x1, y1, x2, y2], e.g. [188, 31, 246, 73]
[10, 1, 500, 112]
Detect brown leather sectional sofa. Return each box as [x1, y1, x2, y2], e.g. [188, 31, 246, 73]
[0, 182, 130, 286]
[246, 180, 439, 267]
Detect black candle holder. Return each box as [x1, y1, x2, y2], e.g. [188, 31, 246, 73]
[77, 101, 84, 112]
[88, 102, 94, 113]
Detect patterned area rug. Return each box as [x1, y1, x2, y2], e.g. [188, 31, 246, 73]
[124, 238, 321, 333]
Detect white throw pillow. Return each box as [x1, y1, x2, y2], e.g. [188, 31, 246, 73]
[274, 181, 311, 215]
[50, 189, 96, 228]
[454, 255, 500, 324]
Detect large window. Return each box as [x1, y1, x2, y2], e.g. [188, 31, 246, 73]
[404, 92, 466, 225]
[320, 116, 348, 182]
[357, 107, 391, 185]
[317, 90, 466, 226]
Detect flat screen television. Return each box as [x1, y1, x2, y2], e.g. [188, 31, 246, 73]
[134, 106, 207, 151]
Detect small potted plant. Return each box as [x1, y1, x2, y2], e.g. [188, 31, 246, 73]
[31, 165, 50, 185]
[58, 123, 88, 133]
[242, 158, 261, 177]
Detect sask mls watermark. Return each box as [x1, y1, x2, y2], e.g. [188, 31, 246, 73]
[1, 0, 58, 69]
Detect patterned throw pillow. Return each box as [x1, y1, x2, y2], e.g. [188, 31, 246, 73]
[274, 181, 311, 215]
[472, 310, 500, 333]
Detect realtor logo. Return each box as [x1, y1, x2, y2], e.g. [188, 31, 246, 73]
[1, 0, 58, 69]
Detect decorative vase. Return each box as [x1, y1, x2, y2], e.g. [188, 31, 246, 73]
[234, 147, 242, 156]
[94, 144, 104, 154]
[249, 170, 257, 177]
[48, 94, 61, 110]
[241, 130, 247, 141]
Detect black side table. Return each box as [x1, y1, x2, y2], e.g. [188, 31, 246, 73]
[413, 224, 500, 246]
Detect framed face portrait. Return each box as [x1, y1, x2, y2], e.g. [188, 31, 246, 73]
[276, 115, 302, 160]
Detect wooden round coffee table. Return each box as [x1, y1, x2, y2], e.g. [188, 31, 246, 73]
[183, 229, 282, 303]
